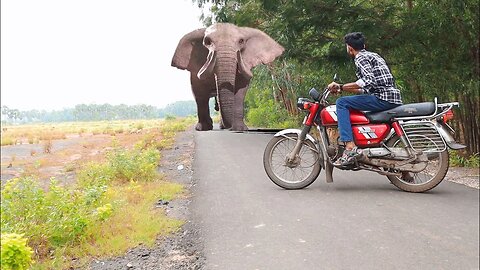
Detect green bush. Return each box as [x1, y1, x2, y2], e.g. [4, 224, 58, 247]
[246, 99, 302, 129]
[77, 162, 114, 188]
[1, 178, 103, 255]
[1, 233, 34, 270]
[107, 147, 161, 182]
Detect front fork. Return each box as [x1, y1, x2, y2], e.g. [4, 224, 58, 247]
[286, 124, 334, 183]
[286, 125, 312, 163]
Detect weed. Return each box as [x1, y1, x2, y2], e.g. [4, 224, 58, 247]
[64, 163, 77, 173]
[135, 122, 145, 130]
[43, 140, 53, 154]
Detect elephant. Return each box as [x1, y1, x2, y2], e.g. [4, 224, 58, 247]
[171, 23, 284, 131]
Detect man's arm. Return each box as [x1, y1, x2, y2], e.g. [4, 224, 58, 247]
[327, 82, 363, 94]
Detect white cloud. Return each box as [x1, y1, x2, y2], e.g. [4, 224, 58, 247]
[1, 0, 206, 111]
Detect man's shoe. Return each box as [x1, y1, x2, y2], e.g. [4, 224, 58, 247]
[333, 148, 361, 167]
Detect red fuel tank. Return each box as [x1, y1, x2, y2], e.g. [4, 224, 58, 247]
[320, 105, 370, 126]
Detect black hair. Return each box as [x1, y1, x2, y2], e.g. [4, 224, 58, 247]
[344, 32, 365, 50]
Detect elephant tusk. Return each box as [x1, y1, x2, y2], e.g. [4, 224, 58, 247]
[197, 50, 216, 80]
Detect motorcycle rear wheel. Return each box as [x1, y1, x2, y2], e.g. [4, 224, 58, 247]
[386, 135, 449, 193]
[263, 133, 321, 189]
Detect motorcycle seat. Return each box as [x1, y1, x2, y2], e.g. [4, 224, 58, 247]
[365, 102, 436, 123]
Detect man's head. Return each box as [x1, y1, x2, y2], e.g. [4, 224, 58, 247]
[344, 32, 365, 57]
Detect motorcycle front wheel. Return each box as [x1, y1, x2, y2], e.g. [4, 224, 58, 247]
[263, 133, 321, 189]
[386, 135, 449, 193]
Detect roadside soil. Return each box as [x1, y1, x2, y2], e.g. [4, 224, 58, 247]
[1, 127, 205, 269]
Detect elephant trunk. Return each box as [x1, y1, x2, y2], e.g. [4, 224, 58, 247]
[215, 48, 238, 129]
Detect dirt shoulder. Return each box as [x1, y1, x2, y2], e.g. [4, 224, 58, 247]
[89, 126, 205, 270]
[445, 166, 479, 189]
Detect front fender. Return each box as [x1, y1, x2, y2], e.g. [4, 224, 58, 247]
[274, 129, 317, 145]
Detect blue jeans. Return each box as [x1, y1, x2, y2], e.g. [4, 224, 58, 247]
[336, 95, 400, 142]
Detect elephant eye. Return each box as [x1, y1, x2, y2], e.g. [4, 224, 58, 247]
[204, 37, 212, 46]
[239, 39, 245, 45]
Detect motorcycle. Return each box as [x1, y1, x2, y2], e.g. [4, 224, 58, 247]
[263, 76, 466, 193]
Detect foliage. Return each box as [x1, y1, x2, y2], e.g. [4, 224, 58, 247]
[0, 233, 34, 270]
[0, 178, 98, 257]
[195, 0, 479, 155]
[449, 151, 480, 168]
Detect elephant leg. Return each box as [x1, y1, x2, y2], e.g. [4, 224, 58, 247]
[218, 87, 234, 130]
[232, 79, 250, 131]
[194, 95, 213, 131]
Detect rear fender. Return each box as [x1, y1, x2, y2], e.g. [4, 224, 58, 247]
[434, 121, 466, 150]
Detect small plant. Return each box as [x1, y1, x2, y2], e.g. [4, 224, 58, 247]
[28, 135, 35, 144]
[64, 163, 76, 172]
[95, 203, 113, 221]
[43, 139, 53, 153]
[0, 233, 34, 270]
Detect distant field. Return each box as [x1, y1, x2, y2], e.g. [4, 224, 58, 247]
[0, 119, 171, 146]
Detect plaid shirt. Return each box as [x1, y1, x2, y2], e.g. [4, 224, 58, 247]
[354, 50, 402, 104]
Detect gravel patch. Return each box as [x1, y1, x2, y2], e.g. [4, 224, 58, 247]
[446, 167, 479, 189]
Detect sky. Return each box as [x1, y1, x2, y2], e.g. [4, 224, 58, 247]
[1, 0, 207, 111]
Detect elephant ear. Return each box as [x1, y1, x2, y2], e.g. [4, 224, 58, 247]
[171, 28, 208, 72]
[240, 27, 284, 72]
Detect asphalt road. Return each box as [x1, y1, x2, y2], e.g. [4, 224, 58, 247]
[192, 129, 479, 270]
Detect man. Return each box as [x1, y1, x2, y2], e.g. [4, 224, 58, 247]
[328, 32, 402, 166]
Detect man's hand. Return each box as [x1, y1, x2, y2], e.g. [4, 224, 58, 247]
[328, 82, 341, 94]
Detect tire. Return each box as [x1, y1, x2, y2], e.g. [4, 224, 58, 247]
[263, 133, 321, 189]
[386, 135, 449, 193]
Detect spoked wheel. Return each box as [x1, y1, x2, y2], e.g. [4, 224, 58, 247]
[263, 133, 321, 189]
[386, 135, 449, 193]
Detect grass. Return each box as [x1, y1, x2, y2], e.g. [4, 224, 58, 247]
[76, 181, 184, 256]
[1, 117, 196, 269]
